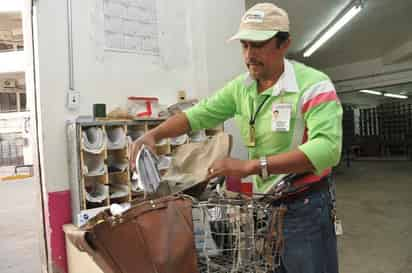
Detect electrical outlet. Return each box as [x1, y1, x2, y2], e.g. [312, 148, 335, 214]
[67, 92, 80, 109]
[178, 90, 186, 102]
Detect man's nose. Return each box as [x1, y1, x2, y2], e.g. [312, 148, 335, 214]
[244, 46, 256, 60]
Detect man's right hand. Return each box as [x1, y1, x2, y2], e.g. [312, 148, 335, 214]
[128, 132, 157, 170]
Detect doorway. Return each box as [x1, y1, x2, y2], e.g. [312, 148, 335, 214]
[0, 0, 47, 272]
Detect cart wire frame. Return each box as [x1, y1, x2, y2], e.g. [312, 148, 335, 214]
[192, 197, 277, 273]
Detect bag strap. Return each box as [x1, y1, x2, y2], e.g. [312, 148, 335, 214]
[98, 195, 188, 228]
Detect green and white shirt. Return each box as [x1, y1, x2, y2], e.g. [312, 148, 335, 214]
[185, 59, 342, 194]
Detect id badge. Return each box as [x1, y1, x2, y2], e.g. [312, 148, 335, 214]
[272, 103, 292, 132]
[335, 218, 343, 236]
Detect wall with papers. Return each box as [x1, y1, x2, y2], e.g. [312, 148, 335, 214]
[70, 0, 207, 113]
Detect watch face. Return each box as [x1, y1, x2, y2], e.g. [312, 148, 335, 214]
[260, 157, 267, 166]
[259, 157, 268, 178]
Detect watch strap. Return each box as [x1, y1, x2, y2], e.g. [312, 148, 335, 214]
[259, 156, 268, 179]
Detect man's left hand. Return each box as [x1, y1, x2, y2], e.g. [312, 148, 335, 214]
[206, 157, 256, 180]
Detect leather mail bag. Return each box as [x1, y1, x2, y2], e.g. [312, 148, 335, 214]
[68, 195, 199, 273]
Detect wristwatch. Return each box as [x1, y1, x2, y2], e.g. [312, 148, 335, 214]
[259, 156, 268, 179]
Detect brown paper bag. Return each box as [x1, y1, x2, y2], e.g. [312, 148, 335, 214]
[162, 132, 232, 195]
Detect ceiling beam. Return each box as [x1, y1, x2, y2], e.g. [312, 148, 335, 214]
[383, 39, 412, 65]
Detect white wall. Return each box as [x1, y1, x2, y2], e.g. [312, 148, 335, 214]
[203, 1, 248, 160]
[34, 0, 245, 192]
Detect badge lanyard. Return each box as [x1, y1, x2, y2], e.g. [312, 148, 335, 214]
[248, 95, 270, 147]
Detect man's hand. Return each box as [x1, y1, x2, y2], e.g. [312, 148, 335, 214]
[128, 133, 157, 170]
[206, 157, 257, 180]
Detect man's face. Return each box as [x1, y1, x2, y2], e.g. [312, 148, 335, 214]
[241, 37, 290, 80]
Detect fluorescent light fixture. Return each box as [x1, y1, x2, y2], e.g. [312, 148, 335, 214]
[383, 93, 408, 99]
[359, 90, 382, 96]
[303, 2, 363, 58]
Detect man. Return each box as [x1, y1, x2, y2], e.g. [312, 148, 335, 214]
[130, 3, 341, 273]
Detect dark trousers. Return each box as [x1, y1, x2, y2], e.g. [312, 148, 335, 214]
[274, 185, 339, 273]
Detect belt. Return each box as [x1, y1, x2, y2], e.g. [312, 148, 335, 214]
[272, 176, 329, 205]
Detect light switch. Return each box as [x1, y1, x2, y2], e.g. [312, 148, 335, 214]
[67, 92, 80, 109]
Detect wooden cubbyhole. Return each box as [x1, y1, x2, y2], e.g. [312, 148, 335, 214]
[107, 149, 129, 173]
[109, 170, 129, 185]
[127, 124, 147, 141]
[84, 175, 108, 187]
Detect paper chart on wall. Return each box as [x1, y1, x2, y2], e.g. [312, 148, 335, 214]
[103, 0, 160, 56]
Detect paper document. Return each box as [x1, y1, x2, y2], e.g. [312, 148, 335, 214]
[192, 206, 219, 256]
[110, 184, 130, 199]
[86, 184, 109, 203]
[82, 127, 106, 154]
[106, 126, 127, 150]
[103, 0, 160, 56]
[134, 145, 161, 193]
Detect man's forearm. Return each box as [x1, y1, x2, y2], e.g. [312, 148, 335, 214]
[149, 112, 191, 141]
[247, 149, 315, 176]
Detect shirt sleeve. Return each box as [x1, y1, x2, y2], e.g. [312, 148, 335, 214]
[298, 80, 343, 175]
[184, 79, 238, 131]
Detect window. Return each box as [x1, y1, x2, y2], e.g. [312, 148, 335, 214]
[0, 91, 26, 112]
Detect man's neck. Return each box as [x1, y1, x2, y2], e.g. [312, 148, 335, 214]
[257, 62, 285, 93]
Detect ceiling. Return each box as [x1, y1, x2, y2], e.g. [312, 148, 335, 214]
[245, 0, 412, 69]
[339, 81, 412, 107]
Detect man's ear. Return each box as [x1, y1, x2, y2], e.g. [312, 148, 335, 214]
[282, 37, 291, 51]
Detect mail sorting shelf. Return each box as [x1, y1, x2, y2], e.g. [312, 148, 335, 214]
[80, 124, 135, 208]
[193, 197, 276, 273]
[342, 104, 355, 166]
[67, 116, 224, 226]
[377, 102, 411, 156]
[357, 102, 412, 157]
[80, 125, 109, 209]
[67, 117, 166, 226]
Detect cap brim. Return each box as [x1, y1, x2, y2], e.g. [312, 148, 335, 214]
[228, 29, 278, 42]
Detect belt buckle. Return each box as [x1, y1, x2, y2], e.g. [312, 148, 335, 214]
[274, 180, 290, 195]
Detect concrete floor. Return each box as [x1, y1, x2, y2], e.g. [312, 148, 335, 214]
[0, 178, 43, 273]
[0, 162, 411, 273]
[335, 161, 412, 273]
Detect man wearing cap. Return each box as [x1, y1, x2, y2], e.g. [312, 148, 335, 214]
[130, 3, 341, 273]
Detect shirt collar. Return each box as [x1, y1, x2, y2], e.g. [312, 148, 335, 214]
[243, 59, 300, 96]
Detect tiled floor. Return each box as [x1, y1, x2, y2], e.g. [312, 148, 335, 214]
[0, 178, 44, 273]
[336, 161, 412, 273]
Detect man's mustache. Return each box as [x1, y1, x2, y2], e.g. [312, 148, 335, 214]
[246, 59, 263, 66]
